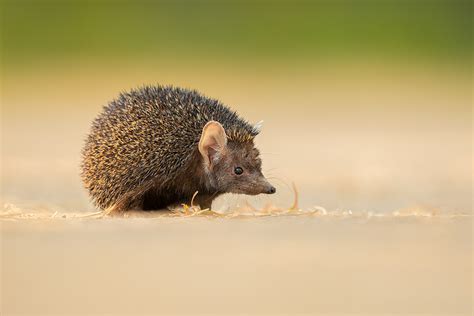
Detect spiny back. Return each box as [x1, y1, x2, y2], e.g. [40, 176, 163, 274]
[81, 85, 258, 209]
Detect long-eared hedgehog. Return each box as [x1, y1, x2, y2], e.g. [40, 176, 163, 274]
[81, 85, 275, 214]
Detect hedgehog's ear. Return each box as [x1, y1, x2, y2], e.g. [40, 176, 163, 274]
[199, 121, 227, 167]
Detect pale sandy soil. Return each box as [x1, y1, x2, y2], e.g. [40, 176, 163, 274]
[1, 62, 472, 315]
[1, 211, 471, 315]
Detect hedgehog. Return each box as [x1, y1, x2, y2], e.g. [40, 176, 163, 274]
[81, 85, 275, 214]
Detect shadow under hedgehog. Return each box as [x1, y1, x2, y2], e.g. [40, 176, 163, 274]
[81, 85, 275, 214]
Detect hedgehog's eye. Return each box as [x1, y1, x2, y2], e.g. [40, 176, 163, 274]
[234, 167, 243, 175]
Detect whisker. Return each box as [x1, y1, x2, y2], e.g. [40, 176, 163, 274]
[266, 176, 290, 187]
[263, 167, 279, 173]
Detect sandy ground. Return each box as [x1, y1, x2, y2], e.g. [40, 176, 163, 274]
[1, 62, 472, 315]
[1, 212, 472, 315]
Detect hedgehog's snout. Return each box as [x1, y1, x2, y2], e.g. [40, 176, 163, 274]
[258, 178, 276, 195]
[266, 186, 276, 194]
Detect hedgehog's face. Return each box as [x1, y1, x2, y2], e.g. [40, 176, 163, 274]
[198, 121, 276, 195]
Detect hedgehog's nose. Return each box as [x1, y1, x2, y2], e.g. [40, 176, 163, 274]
[258, 177, 276, 195]
[267, 186, 276, 194]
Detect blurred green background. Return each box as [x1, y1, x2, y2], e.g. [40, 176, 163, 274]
[2, 0, 472, 66]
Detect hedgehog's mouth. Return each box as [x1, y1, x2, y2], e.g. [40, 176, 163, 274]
[231, 179, 276, 196]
